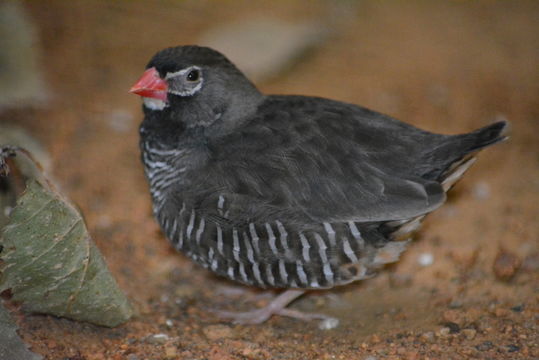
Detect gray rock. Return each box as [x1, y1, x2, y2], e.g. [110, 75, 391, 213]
[0, 302, 43, 360]
[146, 333, 170, 344]
[0, 2, 49, 111]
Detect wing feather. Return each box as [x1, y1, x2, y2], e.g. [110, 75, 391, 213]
[196, 96, 446, 227]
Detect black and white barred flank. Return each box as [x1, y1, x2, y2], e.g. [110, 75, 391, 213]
[155, 193, 407, 289]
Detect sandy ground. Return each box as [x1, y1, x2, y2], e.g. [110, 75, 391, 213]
[1, 1, 538, 359]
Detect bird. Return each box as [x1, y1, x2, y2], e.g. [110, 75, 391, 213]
[129, 45, 508, 325]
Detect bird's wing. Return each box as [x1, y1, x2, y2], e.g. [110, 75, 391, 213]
[200, 96, 447, 226]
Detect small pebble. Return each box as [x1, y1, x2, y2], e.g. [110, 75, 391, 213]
[462, 328, 476, 340]
[318, 317, 340, 330]
[146, 333, 169, 344]
[420, 331, 435, 343]
[493, 248, 521, 281]
[444, 322, 460, 334]
[437, 327, 451, 337]
[442, 309, 463, 325]
[494, 308, 509, 317]
[476, 341, 494, 351]
[127, 355, 139, 360]
[507, 344, 520, 353]
[418, 253, 434, 267]
[511, 304, 524, 312]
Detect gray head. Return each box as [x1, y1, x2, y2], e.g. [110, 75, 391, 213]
[131, 46, 264, 141]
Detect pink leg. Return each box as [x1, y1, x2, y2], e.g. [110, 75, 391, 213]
[215, 285, 274, 302]
[212, 289, 336, 325]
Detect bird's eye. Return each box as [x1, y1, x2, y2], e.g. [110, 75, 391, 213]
[187, 69, 200, 82]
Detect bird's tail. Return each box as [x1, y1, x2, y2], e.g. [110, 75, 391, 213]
[455, 120, 509, 153]
[383, 120, 508, 242]
[418, 120, 509, 182]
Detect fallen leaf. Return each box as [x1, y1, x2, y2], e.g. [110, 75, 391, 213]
[0, 147, 133, 327]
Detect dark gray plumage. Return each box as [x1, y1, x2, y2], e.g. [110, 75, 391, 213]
[131, 45, 507, 322]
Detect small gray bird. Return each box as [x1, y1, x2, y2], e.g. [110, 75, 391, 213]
[130, 45, 507, 324]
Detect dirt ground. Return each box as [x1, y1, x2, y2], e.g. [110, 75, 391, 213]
[1, 1, 538, 359]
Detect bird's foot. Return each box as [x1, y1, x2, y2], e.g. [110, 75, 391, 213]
[215, 285, 274, 303]
[211, 289, 339, 327]
[212, 307, 277, 324]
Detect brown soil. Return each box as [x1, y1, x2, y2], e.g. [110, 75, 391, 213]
[2, 1, 538, 359]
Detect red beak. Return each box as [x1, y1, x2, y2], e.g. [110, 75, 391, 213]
[129, 67, 168, 101]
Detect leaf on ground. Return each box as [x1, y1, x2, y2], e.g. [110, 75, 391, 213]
[0, 179, 133, 327]
[0, 301, 42, 360]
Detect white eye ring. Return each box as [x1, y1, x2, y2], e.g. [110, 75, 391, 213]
[165, 66, 202, 80]
[165, 66, 203, 97]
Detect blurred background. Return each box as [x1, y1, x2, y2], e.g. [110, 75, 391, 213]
[1, 1, 538, 359]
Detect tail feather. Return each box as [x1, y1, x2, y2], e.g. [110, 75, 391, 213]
[418, 120, 508, 181]
[381, 121, 508, 244]
[459, 120, 509, 153]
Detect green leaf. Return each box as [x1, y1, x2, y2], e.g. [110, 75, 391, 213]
[0, 180, 133, 327]
[0, 302, 42, 360]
